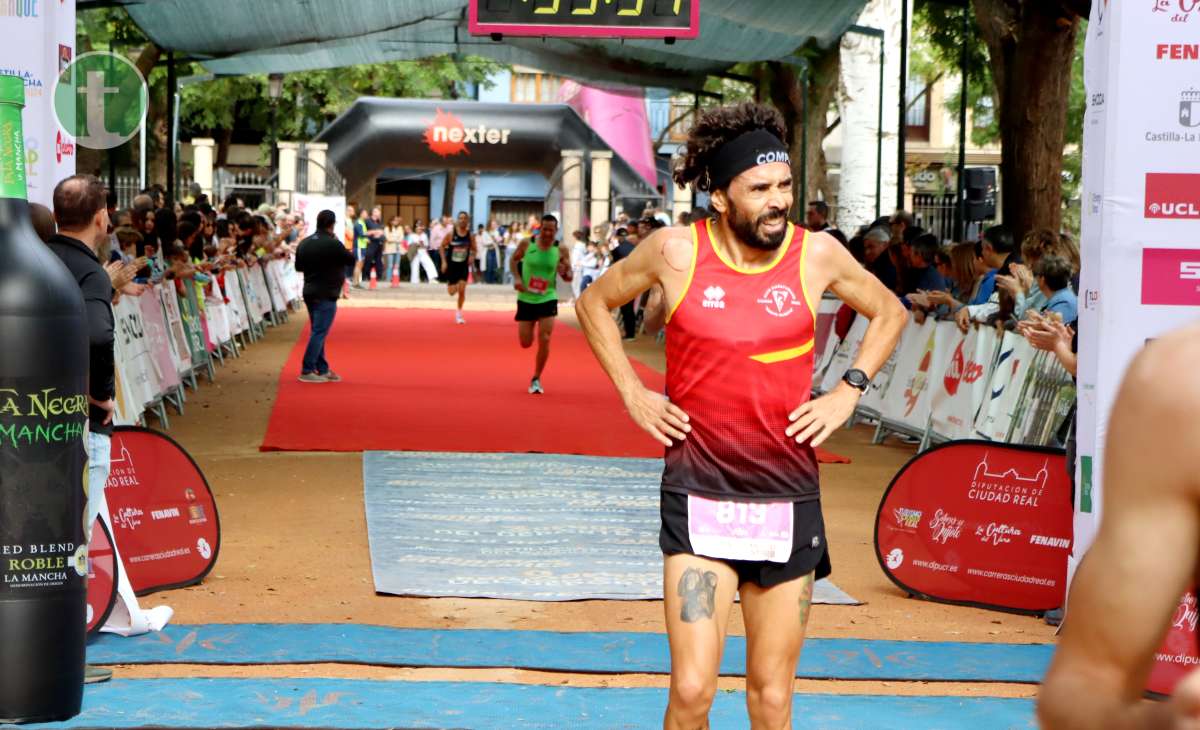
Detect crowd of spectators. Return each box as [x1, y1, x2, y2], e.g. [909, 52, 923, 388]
[834, 209, 1079, 338]
[334, 204, 679, 303]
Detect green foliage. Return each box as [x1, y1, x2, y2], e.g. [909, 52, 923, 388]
[178, 57, 503, 147]
[77, 5, 504, 161]
[912, 3, 990, 85]
[75, 6, 146, 52]
[912, 3, 999, 146]
[913, 3, 1088, 234]
[1060, 22, 1087, 235]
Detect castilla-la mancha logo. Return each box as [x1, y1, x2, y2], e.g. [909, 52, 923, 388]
[424, 108, 512, 158]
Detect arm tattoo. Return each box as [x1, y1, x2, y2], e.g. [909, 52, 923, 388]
[798, 573, 815, 627]
[678, 567, 718, 623]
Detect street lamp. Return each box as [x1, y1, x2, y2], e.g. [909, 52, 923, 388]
[268, 73, 284, 177]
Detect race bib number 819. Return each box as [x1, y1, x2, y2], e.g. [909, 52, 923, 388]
[687, 495, 793, 563]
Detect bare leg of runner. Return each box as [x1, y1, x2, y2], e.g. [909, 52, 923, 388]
[534, 316, 555, 379]
[741, 572, 815, 729]
[517, 320, 535, 349]
[662, 554, 739, 730]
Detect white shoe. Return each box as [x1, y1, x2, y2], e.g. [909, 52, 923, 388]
[529, 377, 543, 395]
[455, 311, 466, 325]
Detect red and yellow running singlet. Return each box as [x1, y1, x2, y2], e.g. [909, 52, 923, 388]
[662, 218, 820, 502]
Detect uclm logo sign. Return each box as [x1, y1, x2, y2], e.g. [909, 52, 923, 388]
[1145, 173, 1200, 218]
[423, 108, 512, 158]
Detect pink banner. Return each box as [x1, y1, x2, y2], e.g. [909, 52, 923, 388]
[137, 292, 181, 390]
[560, 81, 657, 189]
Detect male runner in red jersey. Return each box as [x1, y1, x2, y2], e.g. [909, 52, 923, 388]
[578, 103, 906, 729]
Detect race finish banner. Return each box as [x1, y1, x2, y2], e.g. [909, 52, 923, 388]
[103, 426, 219, 595]
[875, 441, 1072, 614]
[85, 517, 118, 636]
[1077, 0, 1200, 694]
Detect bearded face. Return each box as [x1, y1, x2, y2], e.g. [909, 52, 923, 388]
[718, 163, 792, 250]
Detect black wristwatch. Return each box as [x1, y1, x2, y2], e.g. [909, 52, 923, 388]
[842, 368, 870, 394]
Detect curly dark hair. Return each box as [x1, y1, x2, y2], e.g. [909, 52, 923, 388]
[672, 102, 787, 192]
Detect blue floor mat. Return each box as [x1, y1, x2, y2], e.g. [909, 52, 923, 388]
[12, 678, 1037, 729]
[87, 624, 1053, 683]
[363, 451, 858, 603]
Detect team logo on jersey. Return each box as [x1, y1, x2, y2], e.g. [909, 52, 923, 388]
[702, 285, 726, 309]
[756, 284, 803, 317]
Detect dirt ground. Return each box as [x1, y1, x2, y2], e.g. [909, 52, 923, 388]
[109, 285, 1052, 699]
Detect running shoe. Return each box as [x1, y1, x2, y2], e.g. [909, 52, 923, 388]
[84, 666, 113, 684]
[298, 372, 327, 383]
[455, 311, 466, 325]
[321, 371, 342, 382]
[529, 377, 544, 395]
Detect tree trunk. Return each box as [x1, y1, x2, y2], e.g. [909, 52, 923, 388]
[972, 0, 1080, 240]
[133, 44, 161, 81]
[765, 45, 840, 222]
[442, 170, 458, 217]
[215, 127, 233, 168]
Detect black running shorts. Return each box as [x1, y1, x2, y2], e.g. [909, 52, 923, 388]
[659, 491, 831, 589]
[515, 299, 558, 322]
[445, 260, 470, 285]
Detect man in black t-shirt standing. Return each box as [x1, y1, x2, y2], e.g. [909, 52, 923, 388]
[295, 210, 356, 383]
[362, 206, 386, 288]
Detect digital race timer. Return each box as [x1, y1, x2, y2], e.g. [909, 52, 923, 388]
[468, 0, 699, 40]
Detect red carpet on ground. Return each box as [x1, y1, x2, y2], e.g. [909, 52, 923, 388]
[261, 307, 849, 463]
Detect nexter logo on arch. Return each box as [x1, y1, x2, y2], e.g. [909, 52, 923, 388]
[424, 108, 511, 157]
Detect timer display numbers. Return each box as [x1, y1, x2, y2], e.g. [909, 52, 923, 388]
[469, 0, 699, 39]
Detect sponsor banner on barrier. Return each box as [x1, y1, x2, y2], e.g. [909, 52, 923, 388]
[857, 319, 917, 416]
[204, 276, 233, 347]
[249, 264, 273, 318]
[973, 332, 1037, 442]
[875, 441, 1071, 613]
[176, 283, 209, 367]
[137, 288, 181, 392]
[1148, 588, 1200, 696]
[930, 326, 995, 441]
[811, 297, 841, 375]
[158, 283, 192, 375]
[877, 320, 958, 433]
[114, 295, 160, 410]
[103, 427, 219, 594]
[818, 314, 869, 394]
[85, 517, 118, 635]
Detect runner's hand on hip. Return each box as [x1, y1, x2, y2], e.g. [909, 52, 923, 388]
[513, 282, 527, 293]
[786, 386, 859, 448]
[623, 388, 690, 447]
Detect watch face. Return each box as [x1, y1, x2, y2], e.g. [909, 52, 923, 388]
[846, 370, 869, 387]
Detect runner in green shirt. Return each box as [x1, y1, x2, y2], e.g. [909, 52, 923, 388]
[511, 214, 573, 394]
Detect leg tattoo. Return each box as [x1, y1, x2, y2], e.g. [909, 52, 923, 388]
[678, 567, 718, 623]
[798, 573, 815, 628]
